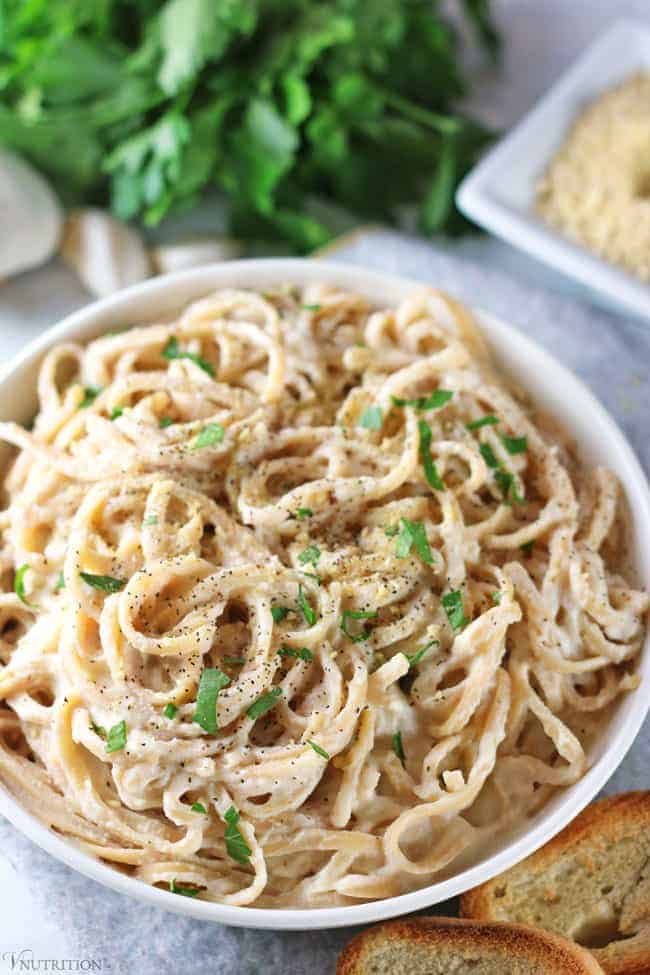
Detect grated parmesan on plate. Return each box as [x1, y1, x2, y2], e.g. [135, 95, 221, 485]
[536, 73, 650, 282]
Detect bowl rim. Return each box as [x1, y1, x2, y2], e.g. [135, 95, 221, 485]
[0, 257, 648, 930]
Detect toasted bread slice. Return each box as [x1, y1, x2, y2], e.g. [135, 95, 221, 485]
[337, 916, 604, 974]
[461, 792, 650, 975]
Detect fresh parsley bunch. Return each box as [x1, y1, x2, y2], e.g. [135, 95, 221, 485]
[0, 0, 498, 251]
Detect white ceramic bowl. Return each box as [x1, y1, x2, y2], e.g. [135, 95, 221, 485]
[0, 259, 648, 930]
[456, 19, 650, 323]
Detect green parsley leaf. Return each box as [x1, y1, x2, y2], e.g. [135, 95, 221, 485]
[391, 390, 454, 411]
[278, 646, 314, 661]
[392, 730, 406, 767]
[405, 639, 439, 667]
[109, 406, 124, 420]
[191, 801, 207, 814]
[492, 591, 503, 604]
[162, 336, 215, 377]
[466, 414, 499, 431]
[296, 507, 312, 519]
[418, 420, 445, 491]
[159, 416, 173, 428]
[80, 572, 126, 593]
[297, 584, 318, 626]
[55, 572, 65, 591]
[79, 386, 102, 409]
[247, 686, 283, 720]
[192, 668, 229, 734]
[14, 564, 35, 607]
[189, 422, 225, 450]
[340, 608, 377, 643]
[298, 544, 320, 566]
[302, 304, 321, 311]
[143, 516, 158, 526]
[479, 442, 499, 469]
[163, 703, 178, 719]
[223, 656, 246, 666]
[271, 605, 290, 623]
[442, 591, 467, 632]
[307, 740, 329, 760]
[384, 525, 399, 537]
[395, 518, 433, 565]
[224, 805, 252, 865]
[169, 879, 199, 898]
[359, 405, 383, 430]
[91, 722, 106, 738]
[105, 719, 127, 753]
[501, 434, 528, 455]
[520, 540, 533, 556]
[494, 469, 525, 505]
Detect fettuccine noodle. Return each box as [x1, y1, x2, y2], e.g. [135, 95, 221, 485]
[0, 284, 646, 908]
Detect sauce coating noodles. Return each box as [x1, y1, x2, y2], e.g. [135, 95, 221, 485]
[0, 285, 646, 907]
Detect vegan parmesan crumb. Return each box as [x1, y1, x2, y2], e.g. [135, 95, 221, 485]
[536, 72, 650, 281]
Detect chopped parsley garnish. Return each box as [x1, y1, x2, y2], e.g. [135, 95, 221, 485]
[492, 591, 502, 604]
[297, 584, 318, 626]
[169, 879, 199, 898]
[359, 405, 383, 430]
[395, 518, 433, 565]
[79, 572, 126, 593]
[163, 703, 178, 719]
[105, 719, 127, 753]
[298, 544, 321, 566]
[301, 571, 321, 585]
[247, 686, 283, 720]
[500, 434, 528, 455]
[405, 638, 438, 667]
[55, 572, 65, 591]
[192, 668, 230, 734]
[91, 722, 106, 738]
[340, 608, 377, 642]
[14, 564, 34, 606]
[189, 422, 225, 450]
[162, 336, 215, 377]
[520, 540, 533, 555]
[191, 801, 207, 814]
[442, 590, 467, 632]
[79, 385, 102, 409]
[307, 740, 329, 760]
[278, 646, 314, 662]
[143, 516, 158, 526]
[109, 406, 124, 420]
[392, 731, 406, 767]
[494, 469, 525, 505]
[271, 605, 291, 623]
[384, 525, 399, 537]
[294, 507, 313, 520]
[302, 304, 321, 311]
[159, 416, 173, 428]
[224, 805, 252, 865]
[223, 656, 246, 666]
[391, 389, 453, 411]
[466, 414, 499, 431]
[479, 442, 499, 469]
[418, 420, 445, 491]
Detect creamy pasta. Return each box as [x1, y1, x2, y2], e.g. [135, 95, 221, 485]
[0, 285, 646, 908]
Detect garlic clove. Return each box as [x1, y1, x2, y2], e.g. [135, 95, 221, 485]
[150, 237, 242, 276]
[0, 151, 63, 278]
[60, 208, 151, 297]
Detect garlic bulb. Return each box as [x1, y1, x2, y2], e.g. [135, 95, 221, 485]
[150, 237, 242, 275]
[0, 151, 63, 279]
[60, 208, 151, 297]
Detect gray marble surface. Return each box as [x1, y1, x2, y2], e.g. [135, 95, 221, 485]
[1, 2, 649, 974]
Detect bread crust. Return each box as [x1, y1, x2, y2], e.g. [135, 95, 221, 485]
[460, 792, 650, 975]
[336, 916, 605, 974]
